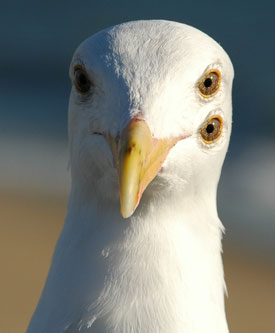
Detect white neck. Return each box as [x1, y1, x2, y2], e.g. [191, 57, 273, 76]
[28, 184, 229, 333]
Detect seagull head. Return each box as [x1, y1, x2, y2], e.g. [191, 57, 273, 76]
[68, 20, 234, 218]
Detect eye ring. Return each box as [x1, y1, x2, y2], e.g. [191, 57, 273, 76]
[198, 69, 221, 98]
[200, 115, 223, 144]
[74, 65, 92, 94]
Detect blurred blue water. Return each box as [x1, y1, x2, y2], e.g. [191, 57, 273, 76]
[0, 73, 69, 140]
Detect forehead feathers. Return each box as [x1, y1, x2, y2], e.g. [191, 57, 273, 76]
[70, 20, 233, 138]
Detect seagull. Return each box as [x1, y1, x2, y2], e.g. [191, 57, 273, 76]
[28, 20, 234, 333]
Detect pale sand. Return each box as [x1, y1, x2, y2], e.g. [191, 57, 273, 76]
[0, 191, 274, 332]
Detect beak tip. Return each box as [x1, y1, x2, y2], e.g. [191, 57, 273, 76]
[120, 198, 139, 218]
[121, 209, 134, 219]
[119, 186, 139, 219]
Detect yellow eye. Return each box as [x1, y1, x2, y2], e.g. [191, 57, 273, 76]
[198, 69, 221, 97]
[74, 66, 92, 94]
[200, 115, 223, 143]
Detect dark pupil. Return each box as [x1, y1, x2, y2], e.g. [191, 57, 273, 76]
[78, 73, 88, 87]
[206, 124, 214, 134]
[204, 77, 212, 88]
[76, 70, 91, 93]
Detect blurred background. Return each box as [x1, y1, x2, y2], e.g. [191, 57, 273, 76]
[1, 0, 274, 332]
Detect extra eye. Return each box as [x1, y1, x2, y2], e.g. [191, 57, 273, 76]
[198, 69, 221, 97]
[74, 66, 92, 94]
[200, 115, 223, 143]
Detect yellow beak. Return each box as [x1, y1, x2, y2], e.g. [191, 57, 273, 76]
[118, 118, 180, 218]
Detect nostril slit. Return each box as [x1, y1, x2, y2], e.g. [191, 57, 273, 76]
[93, 132, 103, 135]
